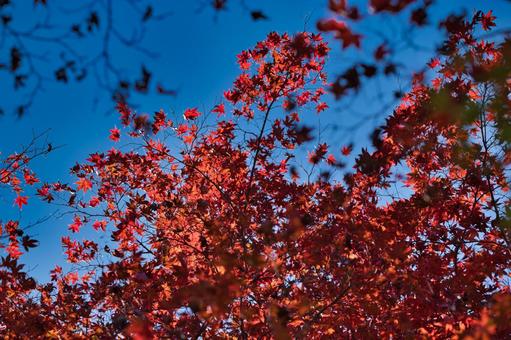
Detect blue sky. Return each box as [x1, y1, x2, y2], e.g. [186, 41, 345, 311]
[1, 0, 510, 280]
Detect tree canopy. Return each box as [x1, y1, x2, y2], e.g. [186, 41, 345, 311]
[1, 1, 511, 338]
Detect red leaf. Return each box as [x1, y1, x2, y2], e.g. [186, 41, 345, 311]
[316, 102, 328, 113]
[428, 58, 440, 69]
[481, 10, 496, 31]
[176, 124, 188, 135]
[69, 215, 83, 233]
[89, 197, 100, 207]
[109, 127, 120, 142]
[341, 145, 352, 156]
[14, 195, 28, 209]
[212, 103, 226, 116]
[317, 19, 361, 49]
[23, 169, 39, 185]
[326, 154, 336, 165]
[183, 108, 201, 120]
[76, 178, 93, 192]
[67, 272, 79, 284]
[117, 102, 132, 126]
[93, 220, 107, 231]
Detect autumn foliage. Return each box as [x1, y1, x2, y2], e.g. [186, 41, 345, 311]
[1, 2, 511, 339]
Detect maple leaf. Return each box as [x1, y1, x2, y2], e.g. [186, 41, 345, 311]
[183, 133, 195, 144]
[37, 185, 54, 202]
[76, 177, 92, 192]
[23, 169, 38, 185]
[69, 215, 83, 233]
[14, 195, 28, 209]
[317, 18, 347, 32]
[10, 47, 21, 72]
[156, 83, 178, 96]
[212, 0, 226, 10]
[237, 51, 251, 70]
[176, 124, 188, 135]
[212, 103, 225, 116]
[317, 19, 361, 49]
[21, 235, 39, 251]
[89, 197, 100, 207]
[183, 108, 201, 120]
[481, 10, 496, 31]
[326, 154, 336, 165]
[341, 145, 352, 156]
[291, 127, 312, 146]
[374, 44, 389, 60]
[50, 265, 62, 281]
[308, 143, 328, 164]
[142, 5, 153, 21]
[92, 220, 107, 231]
[117, 102, 132, 126]
[152, 110, 168, 134]
[428, 58, 440, 69]
[67, 272, 79, 285]
[250, 10, 268, 21]
[6, 242, 22, 259]
[316, 102, 328, 113]
[109, 127, 120, 142]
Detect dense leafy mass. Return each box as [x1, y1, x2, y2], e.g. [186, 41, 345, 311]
[1, 2, 511, 339]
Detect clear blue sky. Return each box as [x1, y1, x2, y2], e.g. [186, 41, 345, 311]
[1, 0, 510, 280]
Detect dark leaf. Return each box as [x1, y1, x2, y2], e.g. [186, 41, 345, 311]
[213, 0, 227, 10]
[10, 47, 21, 71]
[55, 67, 68, 82]
[16, 105, 25, 117]
[119, 80, 130, 89]
[157, 84, 178, 96]
[361, 64, 377, 78]
[371, 126, 383, 148]
[343, 67, 360, 89]
[411, 7, 427, 26]
[143, 6, 153, 21]
[14, 75, 27, 89]
[87, 11, 100, 32]
[22, 235, 39, 251]
[330, 80, 346, 99]
[71, 24, 83, 37]
[292, 125, 314, 145]
[2, 15, 12, 25]
[384, 63, 397, 75]
[75, 69, 87, 82]
[251, 10, 268, 21]
[135, 66, 151, 93]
